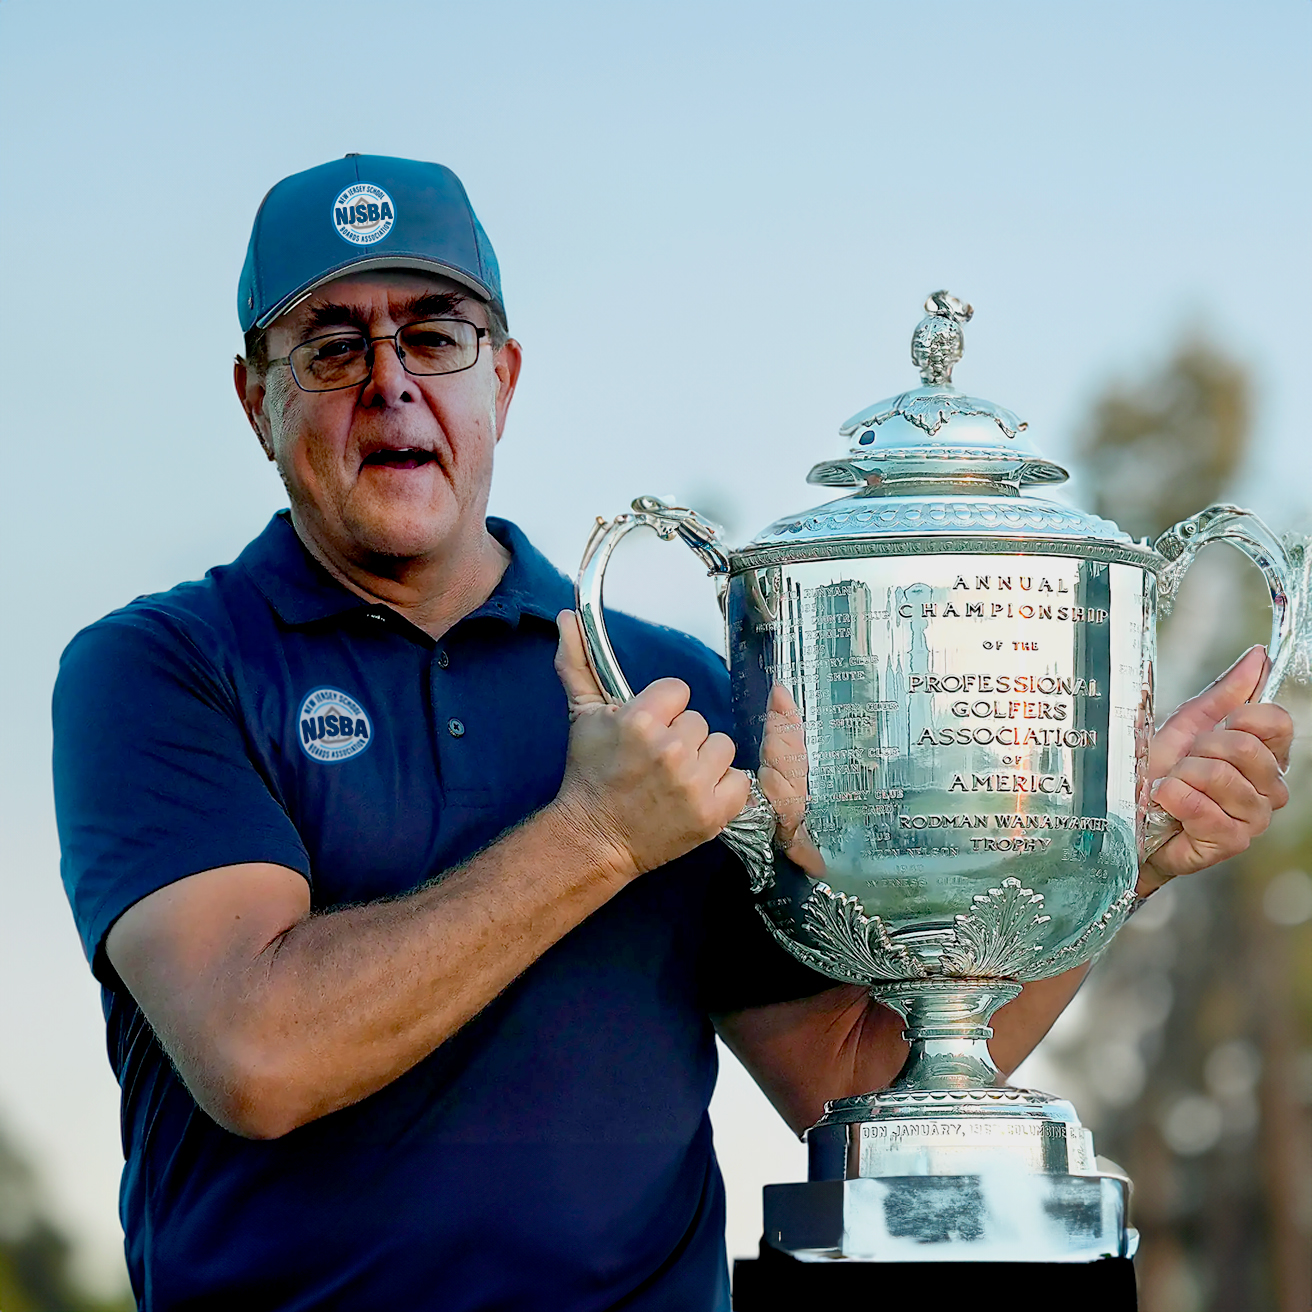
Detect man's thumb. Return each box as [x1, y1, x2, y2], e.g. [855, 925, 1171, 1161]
[554, 610, 609, 712]
[1157, 643, 1268, 750]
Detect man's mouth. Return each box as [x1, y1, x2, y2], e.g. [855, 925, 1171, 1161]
[360, 448, 438, 471]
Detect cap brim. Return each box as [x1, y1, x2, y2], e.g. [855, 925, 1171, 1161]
[256, 255, 500, 330]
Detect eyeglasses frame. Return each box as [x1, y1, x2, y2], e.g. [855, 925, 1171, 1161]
[267, 317, 490, 393]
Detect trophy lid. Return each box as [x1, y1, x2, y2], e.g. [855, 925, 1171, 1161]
[807, 292, 1069, 492]
[740, 291, 1144, 562]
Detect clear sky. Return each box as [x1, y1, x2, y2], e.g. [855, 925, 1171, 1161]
[1, 0, 1309, 1290]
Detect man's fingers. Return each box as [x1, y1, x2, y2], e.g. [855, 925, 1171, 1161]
[761, 716, 807, 767]
[1148, 775, 1254, 875]
[698, 734, 748, 821]
[554, 610, 609, 712]
[554, 632, 752, 872]
[766, 684, 805, 740]
[1186, 644, 1271, 718]
[631, 677, 693, 727]
[1143, 689, 1292, 888]
[763, 683, 808, 776]
[671, 709, 710, 753]
[693, 729, 736, 779]
[1150, 645, 1268, 769]
[1185, 728, 1289, 806]
[767, 683, 802, 719]
[711, 763, 752, 818]
[1163, 755, 1271, 829]
[554, 615, 696, 729]
[1220, 702, 1294, 771]
[757, 762, 806, 822]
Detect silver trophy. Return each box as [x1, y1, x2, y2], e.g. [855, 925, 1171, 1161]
[575, 292, 1310, 1263]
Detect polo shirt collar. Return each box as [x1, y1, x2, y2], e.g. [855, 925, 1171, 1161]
[237, 511, 573, 630]
[467, 517, 575, 628]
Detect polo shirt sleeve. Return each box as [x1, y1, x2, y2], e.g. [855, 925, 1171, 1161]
[698, 845, 833, 1013]
[52, 609, 311, 983]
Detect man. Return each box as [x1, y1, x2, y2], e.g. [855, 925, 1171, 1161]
[52, 154, 1292, 1311]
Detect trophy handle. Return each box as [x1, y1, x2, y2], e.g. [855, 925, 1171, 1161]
[575, 496, 778, 893]
[1142, 503, 1311, 858]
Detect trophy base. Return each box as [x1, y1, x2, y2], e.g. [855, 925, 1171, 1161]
[732, 1243, 1139, 1309]
[776, 1083, 1137, 1263]
[764, 1172, 1134, 1263]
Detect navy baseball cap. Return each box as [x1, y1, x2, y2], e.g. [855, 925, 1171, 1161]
[238, 154, 504, 334]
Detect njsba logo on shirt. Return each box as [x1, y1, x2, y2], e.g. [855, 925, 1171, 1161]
[299, 688, 372, 763]
[332, 183, 395, 246]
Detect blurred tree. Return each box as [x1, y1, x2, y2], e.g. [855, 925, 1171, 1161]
[1081, 340, 1251, 542]
[1066, 340, 1312, 1312]
[0, 1125, 131, 1312]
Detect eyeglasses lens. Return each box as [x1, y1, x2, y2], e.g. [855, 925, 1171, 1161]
[290, 334, 369, 389]
[398, 319, 479, 375]
[288, 319, 481, 391]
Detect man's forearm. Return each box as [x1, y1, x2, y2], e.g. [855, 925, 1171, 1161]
[128, 801, 632, 1138]
[717, 962, 1090, 1135]
[111, 635, 753, 1141]
[984, 963, 1090, 1075]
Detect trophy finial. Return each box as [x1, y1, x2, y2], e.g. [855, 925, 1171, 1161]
[912, 290, 974, 386]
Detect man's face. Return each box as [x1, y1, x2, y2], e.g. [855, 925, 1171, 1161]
[238, 271, 520, 566]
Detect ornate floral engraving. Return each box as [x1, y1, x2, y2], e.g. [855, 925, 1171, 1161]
[732, 534, 1156, 575]
[759, 879, 1145, 988]
[720, 774, 777, 894]
[801, 883, 929, 982]
[762, 499, 1132, 543]
[757, 884, 928, 986]
[857, 388, 1028, 440]
[939, 878, 1052, 978]
[1027, 888, 1139, 981]
[1154, 554, 1189, 618]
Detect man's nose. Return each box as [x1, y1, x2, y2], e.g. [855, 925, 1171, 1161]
[360, 337, 413, 405]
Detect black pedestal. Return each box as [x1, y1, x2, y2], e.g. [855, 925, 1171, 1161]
[732, 1240, 1138, 1310]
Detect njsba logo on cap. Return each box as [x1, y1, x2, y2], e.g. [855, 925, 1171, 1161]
[299, 687, 372, 762]
[332, 183, 395, 246]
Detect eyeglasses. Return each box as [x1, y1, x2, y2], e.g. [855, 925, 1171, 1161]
[269, 318, 489, 392]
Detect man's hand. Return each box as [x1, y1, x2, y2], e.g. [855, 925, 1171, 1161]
[552, 611, 751, 880]
[102, 613, 750, 1141]
[757, 683, 826, 877]
[1140, 644, 1293, 896]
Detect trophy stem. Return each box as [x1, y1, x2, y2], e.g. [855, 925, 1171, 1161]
[870, 978, 1022, 1092]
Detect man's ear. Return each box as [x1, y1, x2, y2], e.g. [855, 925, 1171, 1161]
[234, 357, 275, 462]
[492, 338, 523, 443]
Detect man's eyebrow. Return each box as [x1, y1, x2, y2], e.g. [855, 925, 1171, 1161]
[301, 290, 467, 334]
[305, 302, 368, 332]
[396, 291, 467, 320]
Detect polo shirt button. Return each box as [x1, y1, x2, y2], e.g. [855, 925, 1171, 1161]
[437, 650, 450, 669]
[447, 718, 465, 738]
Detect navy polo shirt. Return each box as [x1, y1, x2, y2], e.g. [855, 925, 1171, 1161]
[52, 512, 827, 1312]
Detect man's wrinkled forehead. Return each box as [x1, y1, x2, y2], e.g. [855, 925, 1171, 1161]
[272, 270, 479, 341]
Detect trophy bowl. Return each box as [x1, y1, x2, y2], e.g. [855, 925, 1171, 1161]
[576, 292, 1308, 1262]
